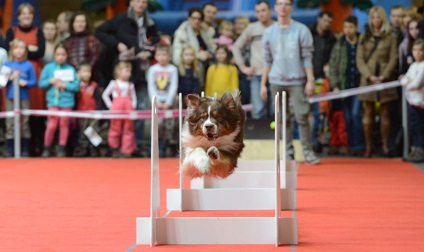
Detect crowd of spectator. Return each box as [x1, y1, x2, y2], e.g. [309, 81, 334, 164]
[0, 0, 423, 163]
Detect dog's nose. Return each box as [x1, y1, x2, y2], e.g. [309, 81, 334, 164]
[205, 124, 214, 131]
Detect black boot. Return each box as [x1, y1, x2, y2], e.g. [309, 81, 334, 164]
[73, 146, 88, 157]
[57, 145, 66, 157]
[111, 148, 121, 158]
[6, 139, 14, 157]
[21, 138, 30, 157]
[89, 145, 100, 157]
[41, 146, 51, 158]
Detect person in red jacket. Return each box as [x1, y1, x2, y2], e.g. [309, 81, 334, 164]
[73, 63, 101, 157]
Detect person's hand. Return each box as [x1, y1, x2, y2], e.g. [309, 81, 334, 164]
[260, 85, 268, 101]
[162, 103, 170, 110]
[10, 70, 20, 80]
[117, 42, 128, 53]
[49, 78, 60, 86]
[378, 75, 385, 82]
[400, 76, 411, 86]
[198, 51, 211, 61]
[50, 79, 65, 90]
[137, 51, 151, 61]
[18, 80, 27, 87]
[369, 75, 380, 84]
[27, 45, 38, 52]
[333, 87, 340, 92]
[56, 81, 66, 91]
[304, 79, 315, 97]
[240, 66, 255, 76]
[157, 102, 169, 110]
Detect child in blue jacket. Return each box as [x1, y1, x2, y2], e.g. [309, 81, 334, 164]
[39, 44, 79, 157]
[3, 39, 37, 157]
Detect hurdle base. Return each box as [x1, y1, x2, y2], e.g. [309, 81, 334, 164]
[191, 160, 298, 189]
[136, 216, 298, 245]
[167, 188, 295, 210]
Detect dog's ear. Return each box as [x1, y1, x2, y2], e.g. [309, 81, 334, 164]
[233, 91, 242, 106]
[221, 92, 236, 109]
[186, 94, 201, 109]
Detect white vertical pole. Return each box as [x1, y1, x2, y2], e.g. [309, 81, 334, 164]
[150, 96, 160, 246]
[274, 92, 281, 246]
[402, 87, 409, 159]
[13, 77, 21, 159]
[179, 93, 184, 210]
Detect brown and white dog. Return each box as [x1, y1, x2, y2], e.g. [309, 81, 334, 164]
[181, 92, 246, 178]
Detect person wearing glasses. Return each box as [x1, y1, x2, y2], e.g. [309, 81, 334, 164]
[261, 0, 320, 165]
[172, 7, 216, 86]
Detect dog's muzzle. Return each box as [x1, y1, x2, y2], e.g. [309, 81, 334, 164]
[203, 123, 218, 141]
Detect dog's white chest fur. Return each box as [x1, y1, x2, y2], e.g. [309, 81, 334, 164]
[180, 92, 245, 178]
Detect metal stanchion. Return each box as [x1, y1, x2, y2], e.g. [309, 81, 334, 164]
[402, 87, 409, 160]
[13, 77, 21, 158]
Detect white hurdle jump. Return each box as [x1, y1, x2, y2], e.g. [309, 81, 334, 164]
[136, 92, 297, 246]
[167, 159, 297, 211]
[167, 93, 298, 211]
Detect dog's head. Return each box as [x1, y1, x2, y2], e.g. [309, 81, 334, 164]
[185, 92, 245, 141]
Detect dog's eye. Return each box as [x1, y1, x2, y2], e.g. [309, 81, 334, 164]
[217, 117, 230, 127]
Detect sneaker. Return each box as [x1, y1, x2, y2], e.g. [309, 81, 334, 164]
[41, 146, 51, 158]
[408, 146, 424, 163]
[304, 150, 321, 165]
[327, 146, 339, 155]
[111, 148, 121, 158]
[73, 147, 88, 157]
[89, 146, 100, 157]
[56, 145, 66, 157]
[121, 153, 132, 158]
[286, 148, 295, 160]
[406, 146, 417, 161]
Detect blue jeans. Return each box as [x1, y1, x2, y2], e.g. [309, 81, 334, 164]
[250, 75, 273, 119]
[238, 72, 250, 105]
[135, 86, 149, 147]
[311, 102, 320, 147]
[343, 95, 364, 151]
[409, 105, 424, 147]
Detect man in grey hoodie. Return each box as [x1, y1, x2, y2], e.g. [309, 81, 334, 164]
[260, 0, 320, 165]
[232, 1, 274, 119]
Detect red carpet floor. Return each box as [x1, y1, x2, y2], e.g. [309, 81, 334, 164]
[0, 158, 423, 252]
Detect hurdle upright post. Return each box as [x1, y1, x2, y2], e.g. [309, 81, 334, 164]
[13, 77, 21, 158]
[149, 96, 160, 246]
[178, 93, 184, 211]
[401, 87, 409, 159]
[274, 92, 281, 246]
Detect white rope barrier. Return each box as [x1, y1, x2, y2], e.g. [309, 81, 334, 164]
[0, 111, 14, 118]
[308, 81, 401, 103]
[0, 104, 253, 120]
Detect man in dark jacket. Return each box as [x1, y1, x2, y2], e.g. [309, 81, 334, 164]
[309, 11, 336, 153]
[95, 0, 159, 86]
[95, 0, 160, 156]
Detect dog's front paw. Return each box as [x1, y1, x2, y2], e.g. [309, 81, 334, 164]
[187, 147, 210, 174]
[207, 146, 220, 160]
[194, 155, 210, 174]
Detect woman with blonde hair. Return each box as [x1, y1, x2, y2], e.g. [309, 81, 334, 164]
[356, 6, 398, 157]
[5, 3, 46, 156]
[177, 46, 202, 102]
[42, 19, 60, 65]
